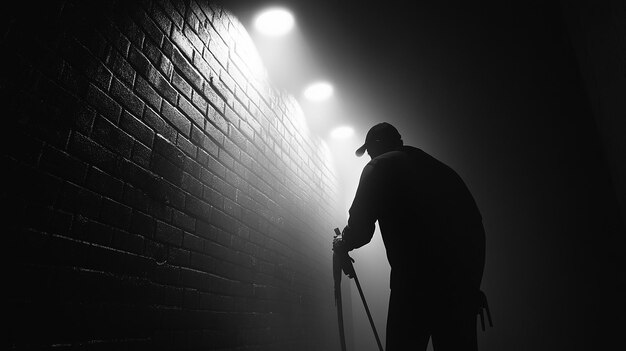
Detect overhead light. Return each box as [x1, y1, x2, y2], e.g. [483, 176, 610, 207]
[304, 81, 334, 101]
[330, 126, 354, 139]
[254, 8, 295, 36]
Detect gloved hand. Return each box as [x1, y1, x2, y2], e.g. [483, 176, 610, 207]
[332, 236, 345, 252]
[332, 226, 350, 252]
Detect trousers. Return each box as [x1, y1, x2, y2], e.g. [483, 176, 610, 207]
[385, 288, 478, 351]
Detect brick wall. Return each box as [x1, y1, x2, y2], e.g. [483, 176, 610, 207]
[3, 1, 342, 350]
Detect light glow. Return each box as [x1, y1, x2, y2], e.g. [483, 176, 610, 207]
[330, 126, 354, 139]
[254, 8, 294, 36]
[304, 82, 334, 101]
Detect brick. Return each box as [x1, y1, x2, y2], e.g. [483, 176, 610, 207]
[222, 138, 240, 160]
[185, 195, 211, 221]
[170, 46, 203, 91]
[171, 28, 194, 60]
[181, 157, 200, 181]
[206, 106, 228, 135]
[186, 9, 201, 32]
[212, 176, 236, 201]
[178, 95, 204, 127]
[152, 262, 181, 286]
[143, 107, 176, 143]
[98, 17, 131, 56]
[115, 236, 147, 264]
[161, 100, 191, 136]
[203, 83, 225, 113]
[191, 89, 208, 114]
[172, 208, 196, 232]
[155, 220, 183, 246]
[172, 70, 192, 100]
[191, 124, 218, 157]
[158, 54, 175, 79]
[196, 22, 210, 45]
[120, 110, 154, 147]
[151, 178, 185, 211]
[151, 154, 183, 185]
[128, 46, 152, 78]
[69, 132, 122, 177]
[207, 31, 229, 68]
[182, 173, 203, 198]
[219, 71, 236, 95]
[133, 7, 164, 46]
[59, 61, 89, 98]
[122, 182, 150, 212]
[183, 232, 204, 255]
[201, 46, 220, 72]
[194, 220, 216, 242]
[143, 38, 163, 67]
[183, 24, 204, 53]
[195, 147, 209, 168]
[199, 1, 217, 20]
[86, 166, 124, 201]
[135, 76, 162, 111]
[106, 50, 135, 87]
[57, 182, 102, 219]
[61, 38, 112, 90]
[132, 141, 152, 168]
[229, 66, 248, 95]
[176, 134, 197, 158]
[82, 218, 114, 246]
[180, 269, 206, 292]
[214, 230, 232, 252]
[158, 0, 184, 29]
[148, 68, 178, 105]
[206, 154, 225, 179]
[223, 197, 242, 219]
[130, 210, 155, 237]
[224, 106, 240, 126]
[100, 197, 132, 229]
[228, 124, 247, 150]
[153, 131, 182, 166]
[118, 11, 146, 48]
[110, 78, 145, 117]
[86, 83, 122, 123]
[148, 2, 172, 34]
[92, 116, 134, 158]
[39, 145, 87, 184]
[182, 287, 200, 309]
[217, 148, 235, 170]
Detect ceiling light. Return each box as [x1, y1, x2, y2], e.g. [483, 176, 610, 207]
[254, 8, 294, 36]
[304, 82, 334, 101]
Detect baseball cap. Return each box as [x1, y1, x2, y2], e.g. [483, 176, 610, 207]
[355, 122, 402, 157]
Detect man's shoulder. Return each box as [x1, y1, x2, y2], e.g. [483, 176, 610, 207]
[371, 146, 425, 163]
[364, 147, 418, 175]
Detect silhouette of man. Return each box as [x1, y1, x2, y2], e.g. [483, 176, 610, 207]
[334, 122, 486, 351]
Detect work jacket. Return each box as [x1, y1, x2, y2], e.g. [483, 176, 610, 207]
[343, 145, 485, 301]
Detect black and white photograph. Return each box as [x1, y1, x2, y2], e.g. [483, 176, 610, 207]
[4, 0, 624, 350]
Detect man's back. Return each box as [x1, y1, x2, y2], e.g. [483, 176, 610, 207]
[363, 146, 485, 298]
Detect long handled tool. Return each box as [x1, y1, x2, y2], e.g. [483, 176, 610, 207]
[333, 228, 384, 351]
[333, 235, 348, 351]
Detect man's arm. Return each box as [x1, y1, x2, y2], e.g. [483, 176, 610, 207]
[342, 162, 381, 251]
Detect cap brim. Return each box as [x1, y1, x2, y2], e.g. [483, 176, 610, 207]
[355, 144, 367, 157]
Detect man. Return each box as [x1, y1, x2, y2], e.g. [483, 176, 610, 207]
[334, 122, 486, 350]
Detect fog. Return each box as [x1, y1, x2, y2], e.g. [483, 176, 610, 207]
[224, 0, 624, 349]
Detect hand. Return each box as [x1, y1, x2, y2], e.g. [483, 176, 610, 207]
[332, 226, 350, 252]
[333, 236, 345, 252]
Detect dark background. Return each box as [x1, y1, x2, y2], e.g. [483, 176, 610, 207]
[223, 0, 625, 349]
